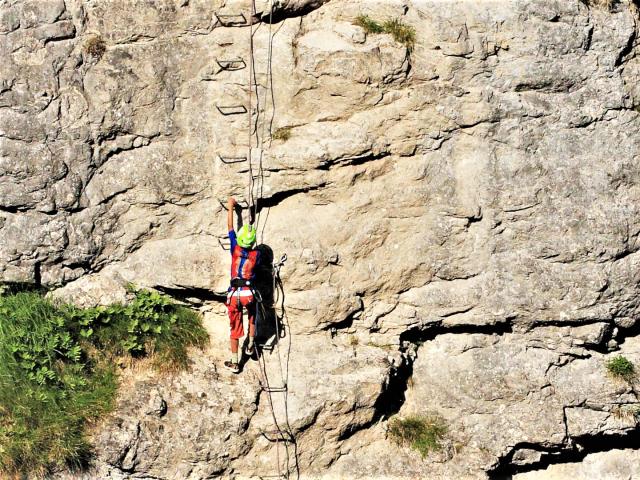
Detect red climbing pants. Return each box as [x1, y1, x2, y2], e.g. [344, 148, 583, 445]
[227, 291, 256, 340]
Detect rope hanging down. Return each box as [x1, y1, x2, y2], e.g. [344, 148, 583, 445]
[247, 0, 256, 225]
[246, 0, 278, 239]
[245, 3, 298, 478]
[256, 255, 299, 479]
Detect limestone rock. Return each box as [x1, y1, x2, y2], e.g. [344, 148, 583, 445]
[513, 448, 640, 480]
[3, 0, 640, 478]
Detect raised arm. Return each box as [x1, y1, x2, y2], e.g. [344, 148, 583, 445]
[227, 197, 236, 231]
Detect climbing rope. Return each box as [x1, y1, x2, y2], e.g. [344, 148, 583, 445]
[255, 255, 298, 479]
[243, 2, 298, 478]
[253, 1, 275, 236]
[247, 0, 257, 224]
[246, 0, 279, 240]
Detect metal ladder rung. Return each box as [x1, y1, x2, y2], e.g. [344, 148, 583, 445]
[217, 154, 247, 164]
[261, 429, 294, 443]
[239, 83, 267, 94]
[216, 104, 247, 115]
[214, 12, 247, 26]
[261, 383, 287, 393]
[218, 236, 230, 251]
[216, 57, 246, 71]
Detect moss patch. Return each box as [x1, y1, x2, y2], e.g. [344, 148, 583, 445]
[272, 127, 292, 141]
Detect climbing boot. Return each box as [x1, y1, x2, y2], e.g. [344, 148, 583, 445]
[224, 360, 240, 374]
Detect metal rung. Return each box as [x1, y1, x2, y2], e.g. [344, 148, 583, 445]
[216, 104, 247, 115]
[216, 57, 246, 71]
[261, 383, 287, 393]
[218, 237, 230, 251]
[217, 154, 247, 164]
[242, 81, 267, 89]
[261, 430, 294, 443]
[214, 12, 247, 26]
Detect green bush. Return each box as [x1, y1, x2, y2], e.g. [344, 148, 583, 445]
[354, 15, 416, 50]
[0, 287, 208, 477]
[606, 355, 635, 381]
[388, 414, 447, 457]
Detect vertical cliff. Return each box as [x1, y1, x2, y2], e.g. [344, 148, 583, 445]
[2, 0, 640, 478]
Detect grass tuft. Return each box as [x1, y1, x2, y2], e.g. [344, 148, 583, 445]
[382, 18, 416, 50]
[606, 355, 635, 381]
[354, 15, 416, 50]
[388, 414, 447, 457]
[151, 305, 209, 371]
[580, 0, 618, 10]
[272, 127, 292, 142]
[84, 35, 106, 59]
[0, 287, 208, 477]
[355, 15, 384, 34]
[611, 404, 640, 423]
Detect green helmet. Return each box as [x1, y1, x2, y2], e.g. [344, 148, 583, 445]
[237, 224, 257, 248]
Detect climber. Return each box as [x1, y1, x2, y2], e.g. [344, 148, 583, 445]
[224, 196, 260, 373]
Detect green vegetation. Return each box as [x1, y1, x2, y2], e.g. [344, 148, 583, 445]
[272, 127, 292, 142]
[0, 287, 208, 477]
[382, 18, 416, 50]
[606, 355, 635, 381]
[388, 414, 447, 457]
[365, 341, 395, 351]
[581, 0, 617, 10]
[354, 15, 416, 50]
[611, 404, 640, 423]
[354, 14, 385, 34]
[84, 35, 106, 58]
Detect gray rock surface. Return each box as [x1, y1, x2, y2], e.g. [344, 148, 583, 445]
[3, 0, 640, 478]
[513, 448, 640, 480]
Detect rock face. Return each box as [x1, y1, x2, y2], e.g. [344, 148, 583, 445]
[513, 448, 640, 480]
[2, 0, 640, 478]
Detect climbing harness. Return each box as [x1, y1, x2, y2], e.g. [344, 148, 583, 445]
[230, 278, 254, 289]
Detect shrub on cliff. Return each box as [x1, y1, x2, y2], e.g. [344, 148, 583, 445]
[606, 355, 635, 382]
[0, 288, 208, 477]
